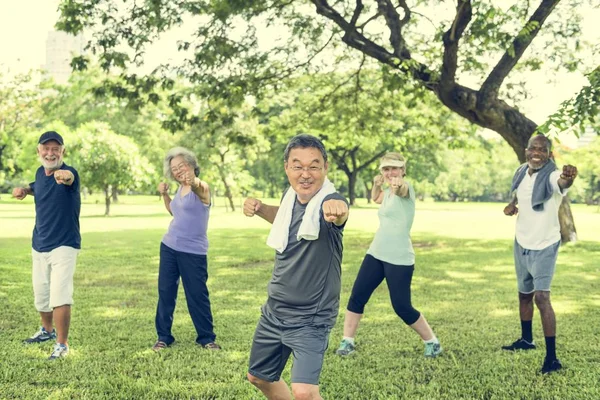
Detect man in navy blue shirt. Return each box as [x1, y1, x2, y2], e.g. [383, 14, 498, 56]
[12, 131, 81, 360]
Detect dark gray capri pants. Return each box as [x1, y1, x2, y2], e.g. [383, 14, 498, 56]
[248, 312, 331, 385]
[514, 239, 560, 293]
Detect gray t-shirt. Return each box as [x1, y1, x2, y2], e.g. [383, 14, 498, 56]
[263, 192, 347, 328]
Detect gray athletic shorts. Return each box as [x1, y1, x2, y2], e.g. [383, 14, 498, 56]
[248, 312, 331, 385]
[514, 239, 560, 293]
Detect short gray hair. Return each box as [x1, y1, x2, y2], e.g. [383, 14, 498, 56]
[283, 134, 328, 163]
[163, 147, 200, 180]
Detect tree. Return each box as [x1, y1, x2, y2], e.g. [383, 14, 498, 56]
[0, 72, 47, 192]
[70, 122, 154, 215]
[41, 67, 181, 196]
[258, 70, 473, 204]
[56, 0, 599, 240]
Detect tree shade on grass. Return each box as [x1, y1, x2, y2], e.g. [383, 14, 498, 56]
[0, 201, 599, 399]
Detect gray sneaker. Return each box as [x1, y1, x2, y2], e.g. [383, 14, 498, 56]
[24, 327, 56, 344]
[336, 339, 356, 356]
[48, 343, 69, 360]
[424, 341, 442, 358]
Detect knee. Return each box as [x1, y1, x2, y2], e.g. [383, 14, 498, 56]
[292, 385, 319, 400]
[518, 292, 534, 303]
[393, 306, 419, 325]
[347, 295, 366, 314]
[247, 373, 267, 389]
[534, 292, 551, 308]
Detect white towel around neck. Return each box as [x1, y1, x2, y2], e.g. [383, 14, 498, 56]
[266, 178, 336, 253]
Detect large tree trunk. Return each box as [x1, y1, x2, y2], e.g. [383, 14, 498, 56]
[104, 185, 111, 216]
[558, 197, 577, 243]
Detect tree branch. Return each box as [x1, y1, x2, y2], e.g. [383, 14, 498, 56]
[479, 0, 560, 106]
[441, 0, 472, 86]
[310, 0, 435, 87]
[350, 0, 364, 26]
[375, 0, 410, 58]
[356, 149, 388, 172]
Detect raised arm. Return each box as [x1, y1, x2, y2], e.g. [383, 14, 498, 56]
[243, 197, 279, 224]
[390, 176, 410, 198]
[558, 165, 577, 191]
[12, 186, 33, 200]
[372, 175, 385, 204]
[157, 182, 172, 215]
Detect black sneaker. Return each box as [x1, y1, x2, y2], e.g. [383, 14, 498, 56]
[541, 358, 562, 374]
[23, 327, 56, 344]
[501, 338, 536, 351]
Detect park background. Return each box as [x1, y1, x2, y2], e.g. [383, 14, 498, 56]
[2, 0, 600, 399]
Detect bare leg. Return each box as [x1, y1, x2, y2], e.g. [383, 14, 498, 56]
[534, 291, 556, 337]
[342, 311, 363, 338]
[518, 292, 535, 321]
[409, 314, 435, 341]
[291, 383, 322, 400]
[40, 311, 53, 333]
[247, 374, 292, 400]
[53, 305, 71, 344]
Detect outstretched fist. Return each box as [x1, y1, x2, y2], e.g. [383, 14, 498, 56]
[12, 187, 27, 200]
[373, 175, 384, 187]
[560, 165, 578, 182]
[243, 197, 262, 217]
[184, 170, 199, 188]
[157, 182, 169, 195]
[504, 203, 518, 216]
[322, 199, 349, 224]
[54, 170, 73, 185]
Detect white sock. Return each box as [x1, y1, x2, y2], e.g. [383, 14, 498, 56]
[423, 336, 438, 344]
[343, 336, 355, 345]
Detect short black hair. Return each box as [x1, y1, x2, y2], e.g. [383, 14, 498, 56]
[528, 134, 552, 152]
[283, 134, 327, 163]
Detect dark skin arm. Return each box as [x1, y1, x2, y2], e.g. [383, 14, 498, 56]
[558, 165, 577, 191]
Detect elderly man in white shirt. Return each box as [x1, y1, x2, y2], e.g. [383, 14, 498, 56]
[502, 134, 577, 375]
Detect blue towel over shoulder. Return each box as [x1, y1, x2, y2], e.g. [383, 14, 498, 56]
[510, 160, 557, 212]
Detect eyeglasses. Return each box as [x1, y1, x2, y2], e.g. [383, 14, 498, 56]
[290, 166, 323, 173]
[170, 163, 188, 173]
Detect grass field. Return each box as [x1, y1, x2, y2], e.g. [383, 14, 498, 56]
[1, 196, 599, 399]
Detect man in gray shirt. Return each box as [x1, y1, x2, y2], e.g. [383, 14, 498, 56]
[243, 134, 349, 400]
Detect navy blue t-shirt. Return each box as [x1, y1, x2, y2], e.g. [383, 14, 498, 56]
[29, 164, 81, 252]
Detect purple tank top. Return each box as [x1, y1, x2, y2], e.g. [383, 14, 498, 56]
[162, 187, 210, 255]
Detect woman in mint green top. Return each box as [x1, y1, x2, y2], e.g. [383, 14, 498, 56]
[335, 152, 442, 358]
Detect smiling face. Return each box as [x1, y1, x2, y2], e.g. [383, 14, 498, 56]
[381, 166, 405, 184]
[284, 147, 328, 204]
[170, 155, 194, 185]
[37, 140, 64, 171]
[525, 135, 551, 171]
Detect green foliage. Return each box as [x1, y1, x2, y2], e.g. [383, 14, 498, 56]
[431, 138, 519, 202]
[561, 135, 600, 204]
[0, 72, 47, 189]
[537, 66, 600, 136]
[69, 122, 155, 214]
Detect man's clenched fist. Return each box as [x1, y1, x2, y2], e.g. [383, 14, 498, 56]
[12, 187, 27, 200]
[322, 199, 349, 224]
[243, 198, 263, 217]
[54, 170, 73, 185]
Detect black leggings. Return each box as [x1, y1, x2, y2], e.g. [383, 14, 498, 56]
[346, 254, 420, 325]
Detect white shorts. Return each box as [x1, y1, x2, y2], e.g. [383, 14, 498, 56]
[32, 246, 79, 312]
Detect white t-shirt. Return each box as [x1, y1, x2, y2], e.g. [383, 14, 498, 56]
[515, 170, 567, 250]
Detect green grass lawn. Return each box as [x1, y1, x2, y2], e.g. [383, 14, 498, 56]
[1, 197, 599, 399]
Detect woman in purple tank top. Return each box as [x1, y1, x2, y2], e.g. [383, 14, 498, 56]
[152, 147, 220, 351]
